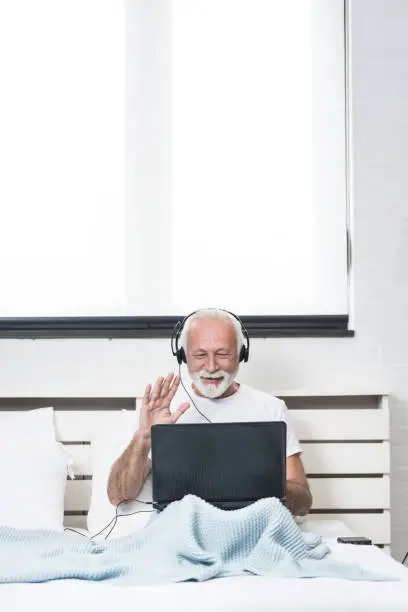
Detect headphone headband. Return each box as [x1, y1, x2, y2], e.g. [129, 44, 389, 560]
[171, 308, 250, 365]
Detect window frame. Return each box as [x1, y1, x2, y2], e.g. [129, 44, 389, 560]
[0, 315, 352, 338]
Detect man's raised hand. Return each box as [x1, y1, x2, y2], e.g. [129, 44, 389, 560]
[139, 373, 190, 432]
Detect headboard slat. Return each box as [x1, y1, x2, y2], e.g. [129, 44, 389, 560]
[63, 442, 390, 477]
[55, 406, 388, 442]
[64, 476, 390, 513]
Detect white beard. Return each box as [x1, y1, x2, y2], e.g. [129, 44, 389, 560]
[190, 369, 237, 399]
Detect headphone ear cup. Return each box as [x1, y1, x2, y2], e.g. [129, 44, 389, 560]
[179, 347, 187, 364]
[240, 329, 249, 363]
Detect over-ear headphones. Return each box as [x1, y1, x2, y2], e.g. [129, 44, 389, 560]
[171, 308, 250, 365]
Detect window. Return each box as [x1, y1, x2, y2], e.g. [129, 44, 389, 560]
[0, 0, 351, 338]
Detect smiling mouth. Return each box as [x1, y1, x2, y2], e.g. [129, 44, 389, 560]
[201, 377, 223, 386]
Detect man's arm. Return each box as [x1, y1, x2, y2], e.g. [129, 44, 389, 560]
[285, 453, 312, 516]
[107, 428, 151, 506]
[107, 373, 190, 507]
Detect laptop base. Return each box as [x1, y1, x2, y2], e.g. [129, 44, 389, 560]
[154, 497, 286, 512]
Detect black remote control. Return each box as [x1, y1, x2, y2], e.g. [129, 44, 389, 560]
[337, 536, 372, 545]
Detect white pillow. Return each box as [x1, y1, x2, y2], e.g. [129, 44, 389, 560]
[0, 406, 56, 442]
[87, 410, 154, 539]
[0, 407, 71, 531]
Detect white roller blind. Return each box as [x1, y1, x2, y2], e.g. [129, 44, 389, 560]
[170, 0, 315, 314]
[0, 0, 348, 318]
[0, 0, 127, 316]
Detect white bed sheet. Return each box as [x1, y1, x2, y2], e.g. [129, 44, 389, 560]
[2, 521, 408, 612]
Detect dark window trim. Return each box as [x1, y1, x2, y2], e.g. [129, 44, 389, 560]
[0, 315, 353, 339]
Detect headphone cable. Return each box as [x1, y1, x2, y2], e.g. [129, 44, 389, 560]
[178, 363, 211, 423]
[64, 498, 154, 541]
[102, 504, 153, 540]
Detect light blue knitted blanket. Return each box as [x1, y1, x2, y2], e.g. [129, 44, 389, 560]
[0, 495, 397, 585]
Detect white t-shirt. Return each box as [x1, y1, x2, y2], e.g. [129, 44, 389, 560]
[170, 382, 301, 457]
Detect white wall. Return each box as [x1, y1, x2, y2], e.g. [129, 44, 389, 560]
[0, 0, 408, 560]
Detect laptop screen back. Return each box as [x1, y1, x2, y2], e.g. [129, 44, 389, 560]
[151, 422, 286, 506]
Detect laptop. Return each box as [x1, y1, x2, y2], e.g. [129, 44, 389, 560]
[151, 421, 286, 511]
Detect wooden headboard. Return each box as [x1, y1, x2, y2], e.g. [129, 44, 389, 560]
[0, 392, 390, 547]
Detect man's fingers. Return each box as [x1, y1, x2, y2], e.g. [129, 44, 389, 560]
[172, 402, 190, 423]
[167, 375, 181, 401]
[150, 377, 164, 402]
[159, 372, 174, 400]
[143, 383, 151, 406]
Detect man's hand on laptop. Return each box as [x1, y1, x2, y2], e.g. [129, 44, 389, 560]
[139, 373, 190, 435]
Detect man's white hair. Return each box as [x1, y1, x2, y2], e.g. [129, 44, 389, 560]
[179, 308, 245, 356]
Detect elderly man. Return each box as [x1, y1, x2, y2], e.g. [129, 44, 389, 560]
[107, 308, 312, 516]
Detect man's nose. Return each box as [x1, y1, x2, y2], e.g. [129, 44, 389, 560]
[206, 353, 217, 372]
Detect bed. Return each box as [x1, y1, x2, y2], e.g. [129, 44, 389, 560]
[0, 391, 407, 611]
